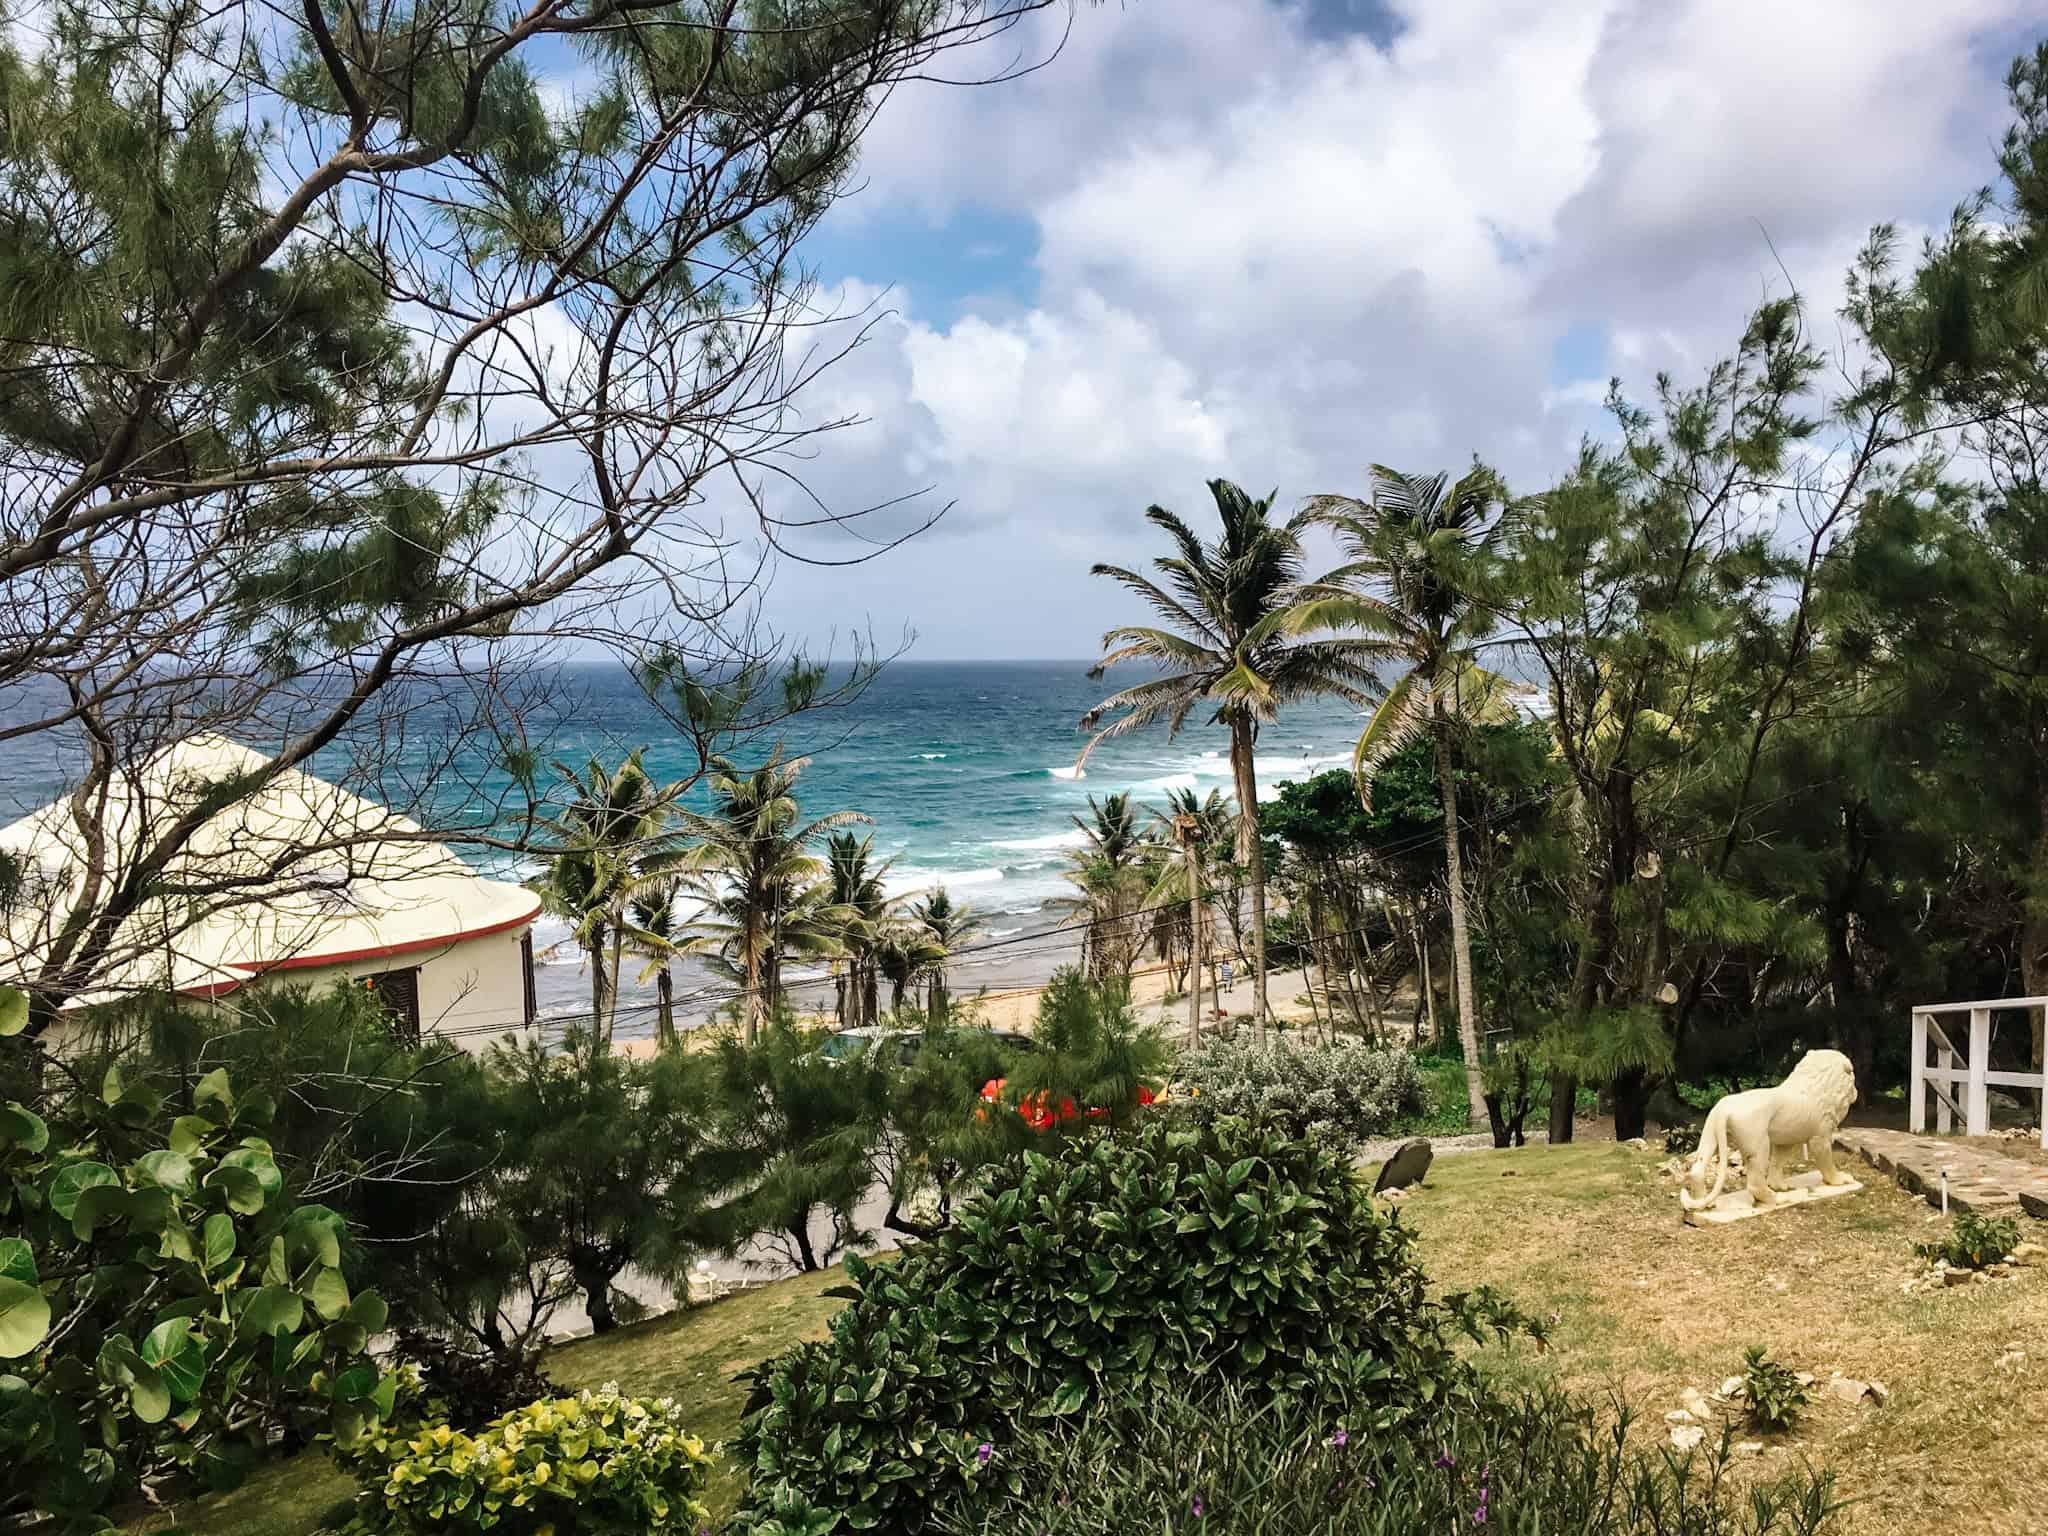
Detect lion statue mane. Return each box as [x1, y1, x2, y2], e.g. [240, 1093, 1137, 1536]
[1679, 1049, 1858, 1213]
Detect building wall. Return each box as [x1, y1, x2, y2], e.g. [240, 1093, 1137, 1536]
[39, 924, 535, 1058]
[280, 924, 535, 1050]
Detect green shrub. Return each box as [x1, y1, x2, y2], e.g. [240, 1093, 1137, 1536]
[934, 1379, 1840, 1536]
[1481, 1042, 1539, 1148]
[327, 1334, 553, 1480]
[344, 1386, 713, 1536]
[1402, 1051, 1483, 1133]
[733, 1117, 1537, 1534]
[1741, 1347, 1808, 1434]
[0, 1060, 397, 1527]
[1912, 1208, 2020, 1271]
[1173, 1036, 1423, 1151]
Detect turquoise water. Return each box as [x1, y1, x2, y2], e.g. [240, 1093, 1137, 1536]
[518, 659, 1365, 910]
[507, 660, 1371, 1024]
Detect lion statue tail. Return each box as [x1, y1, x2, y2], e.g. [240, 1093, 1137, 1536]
[1678, 1102, 1730, 1212]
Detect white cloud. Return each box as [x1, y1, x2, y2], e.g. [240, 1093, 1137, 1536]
[756, 0, 2038, 656]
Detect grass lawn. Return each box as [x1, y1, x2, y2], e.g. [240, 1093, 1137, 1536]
[1389, 1141, 2048, 1536]
[136, 1142, 2048, 1536]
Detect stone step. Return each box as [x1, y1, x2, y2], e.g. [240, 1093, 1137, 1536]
[1835, 1128, 2048, 1224]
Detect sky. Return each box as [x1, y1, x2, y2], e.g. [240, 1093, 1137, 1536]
[726, 0, 2041, 660]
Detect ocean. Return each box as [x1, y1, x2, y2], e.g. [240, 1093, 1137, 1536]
[0, 661, 1374, 1040]
[490, 660, 1371, 1033]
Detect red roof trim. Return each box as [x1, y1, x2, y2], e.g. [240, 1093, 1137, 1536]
[178, 897, 541, 998]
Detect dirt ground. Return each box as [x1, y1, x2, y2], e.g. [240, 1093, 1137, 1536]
[1387, 1140, 2048, 1536]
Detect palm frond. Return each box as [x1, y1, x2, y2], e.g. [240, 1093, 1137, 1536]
[1352, 670, 1431, 811]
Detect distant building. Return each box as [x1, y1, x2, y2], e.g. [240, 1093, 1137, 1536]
[0, 733, 538, 1050]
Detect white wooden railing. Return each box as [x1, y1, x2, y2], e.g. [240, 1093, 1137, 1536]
[1908, 996, 2048, 1148]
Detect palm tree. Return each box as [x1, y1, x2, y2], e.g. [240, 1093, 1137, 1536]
[874, 922, 947, 1015]
[824, 831, 894, 1027]
[1273, 463, 1519, 1122]
[1080, 480, 1381, 1029]
[909, 886, 982, 1018]
[530, 750, 675, 1039]
[1146, 786, 1232, 1044]
[674, 752, 867, 1043]
[622, 877, 687, 1049]
[1060, 792, 1151, 982]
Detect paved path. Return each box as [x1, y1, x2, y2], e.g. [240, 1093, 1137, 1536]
[1837, 1127, 2048, 1220]
[1355, 1127, 1556, 1165]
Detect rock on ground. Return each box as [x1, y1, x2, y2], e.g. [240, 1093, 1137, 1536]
[1374, 1136, 1435, 1193]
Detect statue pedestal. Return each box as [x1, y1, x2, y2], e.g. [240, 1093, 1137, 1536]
[1682, 1170, 1864, 1227]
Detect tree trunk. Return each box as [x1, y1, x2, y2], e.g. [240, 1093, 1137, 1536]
[1484, 1050, 1530, 1148]
[1548, 1072, 1578, 1144]
[790, 1221, 819, 1272]
[2025, 775, 2048, 1070]
[1228, 718, 1269, 1036]
[589, 922, 611, 1036]
[1415, 913, 1438, 1047]
[656, 967, 676, 1049]
[1824, 896, 1875, 1096]
[1612, 1067, 1650, 1141]
[574, 1258, 619, 1334]
[1434, 714, 1486, 1123]
[607, 926, 625, 1042]
[1187, 835, 1205, 1050]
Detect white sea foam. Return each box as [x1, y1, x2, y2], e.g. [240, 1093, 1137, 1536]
[884, 864, 1005, 897]
[1047, 764, 1085, 781]
[985, 926, 1022, 939]
[917, 752, 948, 760]
[531, 914, 584, 965]
[990, 828, 1087, 852]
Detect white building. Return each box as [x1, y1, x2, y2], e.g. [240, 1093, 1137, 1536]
[0, 733, 539, 1049]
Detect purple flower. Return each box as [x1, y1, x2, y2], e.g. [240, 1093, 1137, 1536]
[975, 1442, 993, 1466]
[1433, 1449, 1457, 1470]
[1191, 1495, 1204, 1518]
[1329, 1427, 1350, 1449]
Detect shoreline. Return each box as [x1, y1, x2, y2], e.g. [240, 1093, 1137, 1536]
[610, 945, 1357, 1058]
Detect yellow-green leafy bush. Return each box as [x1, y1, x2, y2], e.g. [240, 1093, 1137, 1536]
[346, 1386, 712, 1536]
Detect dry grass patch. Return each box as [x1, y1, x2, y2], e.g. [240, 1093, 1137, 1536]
[1387, 1141, 2048, 1536]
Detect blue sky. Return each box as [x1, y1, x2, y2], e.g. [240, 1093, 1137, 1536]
[709, 0, 2040, 660]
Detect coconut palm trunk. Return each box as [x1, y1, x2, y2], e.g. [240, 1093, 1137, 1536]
[590, 920, 612, 1033]
[743, 912, 763, 1044]
[656, 966, 676, 1049]
[1187, 833, 1205, 1049]
[1433, 701, 1487, 1120]
[1228, 717, 1269, 1035]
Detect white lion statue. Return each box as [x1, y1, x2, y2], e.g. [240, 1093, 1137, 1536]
[1679, 1049, 1858, 1213]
